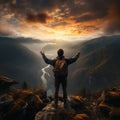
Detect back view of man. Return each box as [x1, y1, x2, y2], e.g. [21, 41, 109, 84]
[40, 49, 80, 109]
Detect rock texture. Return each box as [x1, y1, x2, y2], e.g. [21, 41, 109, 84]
[0, 88, 45, 120]
[0, 75, 17, 93]
[98, 87, 120, 120]
[0, 79, 120, 120]
[35, 96, 90, 120]
[35, 102, 74, 120]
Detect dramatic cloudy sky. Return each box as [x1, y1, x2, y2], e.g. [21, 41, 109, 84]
[0, 0, 120, 41]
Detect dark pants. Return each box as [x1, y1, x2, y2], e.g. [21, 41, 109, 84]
[54, 76, 67, 105]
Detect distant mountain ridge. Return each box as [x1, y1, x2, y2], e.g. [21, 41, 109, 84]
[0, 35, 120, 93]
[69, 35, 120, 93]
[0, 36, 42, 86]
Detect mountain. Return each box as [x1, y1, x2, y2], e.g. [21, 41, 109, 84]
[69, 35, 120, 93]
[0, 36, 42, 86]
[0, 35, 120, 94]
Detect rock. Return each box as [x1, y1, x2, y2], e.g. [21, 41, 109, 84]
[34, 95, 43, 104]
[109, 107, 120, 120]
[0, 94, 13, 105]
[0, 98, 27, 120]
[8, 98, 26, 114]
[0, 75, 17, 84]
[9, 89, 43, 104]
[0, 94, 14, 120]
[35, 95, 91, 120]
[69, 96, 86, 110]
[97, 87, 120, 119]
[0, 75, 17, 94]
[0, 87, 44, 120]
[74, 113, 89, 120]
[10, 89, 33, 99]
[25, 94, 43, 110]
[69, 96, 90, 115]
[35, 109, 74, 120]
[104, 91, 120, 106]
[35, 101, 75, 120]
[98, 102, 111, 117]
[97, 91, 105, 105]
[70, 96, 85, 103]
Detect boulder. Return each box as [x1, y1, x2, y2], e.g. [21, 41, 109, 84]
[109, 107, 120, 120]
[5, 98, 27, 120]
[35, 101, 75, 120]
[104, 91, 120, 106]
[97, 87, 120, 119]
[35, 95, 91, 120]
[69, 96, 86, 110]
[25, 94, 43, 110]
[98, 102, 111, 117]
[0, 75, 17, 84]
[0, 88, 44, 120]
[69, 96, 90, 115]
[74, 113, 89, 120]
[0, 75, 17, 94]
[0, 94, 13, 105]
[35, 109, 74, 120]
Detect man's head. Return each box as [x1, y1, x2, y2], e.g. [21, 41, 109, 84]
[57, 49, 64, 57]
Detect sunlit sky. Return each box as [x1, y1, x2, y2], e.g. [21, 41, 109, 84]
[0, 0, 120, 41]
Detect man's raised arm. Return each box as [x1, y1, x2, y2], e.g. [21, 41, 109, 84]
[67, 52, 80, 65]
[40, 51, 55, 65]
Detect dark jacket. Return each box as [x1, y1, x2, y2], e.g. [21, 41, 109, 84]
[42, 53, 79, 77]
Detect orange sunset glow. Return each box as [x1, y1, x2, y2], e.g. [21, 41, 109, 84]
[0, 0, 120, 41]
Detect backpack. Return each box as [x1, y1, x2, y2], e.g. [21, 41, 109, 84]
[53, 58, 68, 76]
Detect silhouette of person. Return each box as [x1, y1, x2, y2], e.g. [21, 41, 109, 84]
[40, 49, 80, 108]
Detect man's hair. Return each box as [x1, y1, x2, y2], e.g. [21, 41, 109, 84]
[57, 49, 64, 56]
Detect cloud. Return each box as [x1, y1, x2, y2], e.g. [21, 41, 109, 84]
[0, 0, 120, 39]
[26, 13, 52, 23]
[104, 0, 120, 34]
[0, 26, 15, 36]
[61, 0, 120, 34]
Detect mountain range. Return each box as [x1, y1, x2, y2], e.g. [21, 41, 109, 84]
[69, 35, 120, 93]
[0, 35, 120, 93]
[0, 36, 42, 86]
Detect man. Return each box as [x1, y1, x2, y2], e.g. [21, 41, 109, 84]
[40, 49, 80, 109]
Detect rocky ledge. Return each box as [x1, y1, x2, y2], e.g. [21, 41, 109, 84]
[35, 96, 90, 120]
